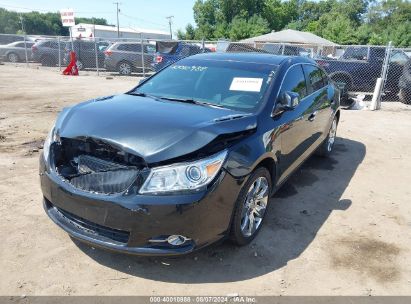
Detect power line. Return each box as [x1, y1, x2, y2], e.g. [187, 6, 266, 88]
[119, 12, 169, 29]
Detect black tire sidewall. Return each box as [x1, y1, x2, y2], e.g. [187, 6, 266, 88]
[230, 167, 272, 246]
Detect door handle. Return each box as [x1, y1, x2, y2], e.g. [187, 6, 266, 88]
[308, 111, 318, 121]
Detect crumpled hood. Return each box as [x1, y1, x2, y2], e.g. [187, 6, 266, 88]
[55, 94, 257, 164]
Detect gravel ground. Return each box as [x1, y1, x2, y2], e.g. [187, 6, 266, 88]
[0, 64, 410, 296]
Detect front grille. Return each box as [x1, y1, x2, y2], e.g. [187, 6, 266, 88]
[54, 205, 130, 244]
[52, 138, 144, 194]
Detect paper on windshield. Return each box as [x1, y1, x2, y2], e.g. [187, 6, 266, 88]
[229, 78, 263, 92]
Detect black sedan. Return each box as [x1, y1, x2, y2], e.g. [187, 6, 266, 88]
[40, 53, 341, 256]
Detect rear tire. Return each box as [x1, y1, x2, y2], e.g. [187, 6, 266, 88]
[316, 116, 338, 157]
[76, 59, 84, 70]
[230, 167, 272, 246]
[118, 61, 132, 76]
[399, 88, 411, 105]
[330, 73, 352, 93]
[7, 52, 19, 63]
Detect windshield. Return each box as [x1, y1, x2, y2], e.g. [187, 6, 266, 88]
[132, 58, 278, 112]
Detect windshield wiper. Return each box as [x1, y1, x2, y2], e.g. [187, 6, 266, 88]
[128, 92, 160, 100]
[158, 97, 226, 108]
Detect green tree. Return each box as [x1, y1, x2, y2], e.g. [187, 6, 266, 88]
[0, 8, 108, 36]
[228, 14, 269, 40]
[317, 13, 358, 44]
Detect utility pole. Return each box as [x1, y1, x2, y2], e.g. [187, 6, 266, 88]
[166, 16, 174, 39]
[114, 2, 121, 38]
[19, 14, 25, 34]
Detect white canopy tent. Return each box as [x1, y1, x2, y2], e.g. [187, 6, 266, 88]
[241, 29, 337, 46]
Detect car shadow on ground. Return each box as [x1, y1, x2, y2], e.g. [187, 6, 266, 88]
[74, 137, 366, 283]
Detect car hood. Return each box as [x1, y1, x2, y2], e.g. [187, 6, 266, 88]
[55, 94, 258, 164]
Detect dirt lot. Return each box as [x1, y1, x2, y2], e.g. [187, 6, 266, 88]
[0, 63, 411, 296]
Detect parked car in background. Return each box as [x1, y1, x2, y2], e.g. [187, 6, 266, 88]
[64, 40, 110, 70]
[0, 41, 34, 62]
[262, 43, 312, 57]
[152, 41, 209, 72]
[0, 34, 24, 45]
[31, 39, 68, 66]
[40, 53, 340, 256]
[104, 41, 155, 75]
[399, 58, 411, 104]
[316, 46, 409, 96]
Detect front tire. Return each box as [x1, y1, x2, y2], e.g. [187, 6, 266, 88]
[316, 116, 338, 157]
[230, 167, 271, 246]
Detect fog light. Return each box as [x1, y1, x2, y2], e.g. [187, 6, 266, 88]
[167, 235, 190, 246]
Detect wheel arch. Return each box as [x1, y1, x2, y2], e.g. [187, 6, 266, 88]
[329, 71, 353, 90]
[117, 60, 134, 70]
[7, 51, 20, 61]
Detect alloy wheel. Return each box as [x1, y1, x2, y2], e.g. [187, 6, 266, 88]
[240, 176, 269, 237]
[119, 62, 131, 75]
[327, 118, 337, 152]
[8, 53, 18, 63]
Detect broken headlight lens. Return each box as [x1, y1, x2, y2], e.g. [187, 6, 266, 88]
[139, 150, 228, 194]
[43, 127, 55, 163]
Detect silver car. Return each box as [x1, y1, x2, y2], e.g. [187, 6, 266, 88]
[0, 41, 34, 62]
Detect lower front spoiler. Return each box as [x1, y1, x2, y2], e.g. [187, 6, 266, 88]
[44, 199, 196, 257]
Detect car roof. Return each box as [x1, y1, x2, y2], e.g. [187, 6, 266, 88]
[188, 52, 316, 67]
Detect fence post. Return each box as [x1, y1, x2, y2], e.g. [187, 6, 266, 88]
[57, 36, 61, 71]
[140, 34, 145, 78]
[377, 41, 392, 110]
[94, 37, 99, 76]
[23, 35, 28, 67]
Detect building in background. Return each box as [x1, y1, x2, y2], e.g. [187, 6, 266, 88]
[71, 23, 170, 40]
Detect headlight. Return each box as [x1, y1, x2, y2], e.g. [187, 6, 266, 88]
[43, 127, 55, 162]
[139, 150, 228, 194]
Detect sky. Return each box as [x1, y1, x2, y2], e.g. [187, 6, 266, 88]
[0, 0, 197, 34]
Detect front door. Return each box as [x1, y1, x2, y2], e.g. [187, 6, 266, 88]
[275, 64, 316, 183]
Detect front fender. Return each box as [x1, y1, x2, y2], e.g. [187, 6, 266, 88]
[225, 131, 280, 181]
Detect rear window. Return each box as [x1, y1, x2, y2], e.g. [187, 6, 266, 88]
[118, 44, 141, 52]
[156, 41, 178, 54]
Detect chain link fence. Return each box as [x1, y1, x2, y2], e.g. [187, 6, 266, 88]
[1, 33, 410, 105]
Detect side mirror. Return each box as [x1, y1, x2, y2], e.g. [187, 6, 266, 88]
[280, 91, 300, 110]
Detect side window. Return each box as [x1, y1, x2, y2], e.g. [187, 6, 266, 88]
[303, 65, 325, 93]
[320, 69, 329, 86]
[131, 44, 142, 52]
[390, 51, 408, 65]
[15, 43, 24, 48]
[280, 65, 307, 99]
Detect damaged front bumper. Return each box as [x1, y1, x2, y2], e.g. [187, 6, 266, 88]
[39, 156, 244, 256]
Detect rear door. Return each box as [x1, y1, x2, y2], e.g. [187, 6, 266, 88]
[303, 64, 332, 145]
[277, 64, 316, 182]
